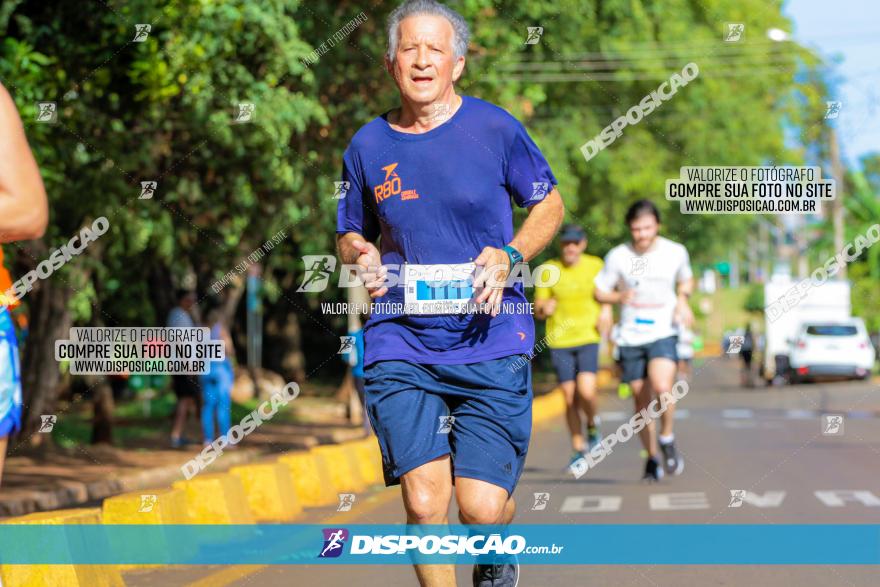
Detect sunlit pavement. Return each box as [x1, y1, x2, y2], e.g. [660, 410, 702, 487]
[127, 356, 880, 586]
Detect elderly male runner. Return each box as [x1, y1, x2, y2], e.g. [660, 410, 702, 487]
[336, 1, 563, 585]
[594, 200, 693, 481]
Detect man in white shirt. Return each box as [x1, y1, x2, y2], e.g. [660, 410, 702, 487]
[594, 200, 693, 481]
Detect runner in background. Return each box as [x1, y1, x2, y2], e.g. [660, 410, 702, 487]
[0, 81, 49, 486]
[594, 200, 694, 481]
[740, 324, 755, 387]
[199, 303, 234, 446]
[534, 224, 611, 468]
[167, 289, 200, 448]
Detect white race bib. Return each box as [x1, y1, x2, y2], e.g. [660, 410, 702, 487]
[403, 263, 476, 315]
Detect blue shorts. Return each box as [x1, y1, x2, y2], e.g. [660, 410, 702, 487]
[550, 343, 599, 382]
[364, 356, 532, 496]
[618, 335, 678, 383]
[0, 307, 22, 438]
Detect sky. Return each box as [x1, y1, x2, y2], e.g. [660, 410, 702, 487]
[786, 0, 880, 166]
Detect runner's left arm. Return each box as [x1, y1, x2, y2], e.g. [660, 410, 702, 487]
[474, 188, 564, 315]
[674, 248, 695, 327]
[0, 83, 48, 242]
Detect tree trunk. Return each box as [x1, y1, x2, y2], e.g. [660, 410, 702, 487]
[89, 376, 114, 445]
[20, 280, 74, 444]
[263, 272, 307, 384]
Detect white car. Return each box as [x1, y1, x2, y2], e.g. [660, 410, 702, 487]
[788, 318, 876, 382]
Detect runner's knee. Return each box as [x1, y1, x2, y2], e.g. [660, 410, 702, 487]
[458, 492, 508, 525]
[403, 486, 450, 524]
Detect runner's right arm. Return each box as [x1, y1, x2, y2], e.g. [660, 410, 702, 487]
[0, 83, 48, 242]
[337, 232, 387, 298]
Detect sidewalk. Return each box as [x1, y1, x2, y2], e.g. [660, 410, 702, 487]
[0, 396, 365, 518]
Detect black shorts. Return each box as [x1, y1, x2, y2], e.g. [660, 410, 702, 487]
[741, 350, 753, 365]
[172, 375, 200, 399]
[618, 336, 678, 383]
[549, 343, 599, 382]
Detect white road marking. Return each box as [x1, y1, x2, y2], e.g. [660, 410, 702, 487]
[559, 495, 622, 513]
[722, 408, 754, 419]
[650, 492, 710, 511]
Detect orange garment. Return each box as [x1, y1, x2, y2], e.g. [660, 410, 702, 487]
[0, 247, 19, 309]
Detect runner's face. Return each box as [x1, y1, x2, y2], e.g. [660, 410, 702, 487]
[628, 214, 659, 251]
[561, 239, 586, 265]
[388, 15, 464, 105]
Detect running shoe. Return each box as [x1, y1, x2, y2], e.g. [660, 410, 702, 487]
[587, 426, 601, 453]
[472, 558, 519, 586]
[617, 382, 631, 399]
[642, 456, 664, 482]
[659, 440, 685, 476]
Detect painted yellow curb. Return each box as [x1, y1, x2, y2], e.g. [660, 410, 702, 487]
[101, 488, 192, 570]
[276, 451, 336, 508]
[229, 462, 302, 522]
[102, 488, 189, 524]
[172, 473, 254, 524]
[532, 387, 565, 423]
[311, 444, 367, 494]
[346, 438, 384, 486]
[0, 507, 123, 587]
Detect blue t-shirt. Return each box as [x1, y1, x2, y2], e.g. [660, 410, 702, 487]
[337, 96, 557, 366]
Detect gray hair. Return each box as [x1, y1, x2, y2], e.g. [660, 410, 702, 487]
[386, 0, 470, 62]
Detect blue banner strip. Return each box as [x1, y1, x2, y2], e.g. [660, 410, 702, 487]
[0, 524, 878, 565]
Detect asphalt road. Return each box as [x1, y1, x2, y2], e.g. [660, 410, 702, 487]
[127, 356, 880, 586]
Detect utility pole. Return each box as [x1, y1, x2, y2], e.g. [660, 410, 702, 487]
[829, 127, 846, 279]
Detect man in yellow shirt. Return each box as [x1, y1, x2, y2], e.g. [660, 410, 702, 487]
[535, 225, 611, 467]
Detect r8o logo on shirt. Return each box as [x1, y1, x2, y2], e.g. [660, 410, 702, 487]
[374, 176, 402, 203]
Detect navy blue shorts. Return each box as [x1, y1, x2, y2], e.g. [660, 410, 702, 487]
[618, 335, 678, 383]
[550, 343, 599, 382]
[364, 356, 532, 496]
